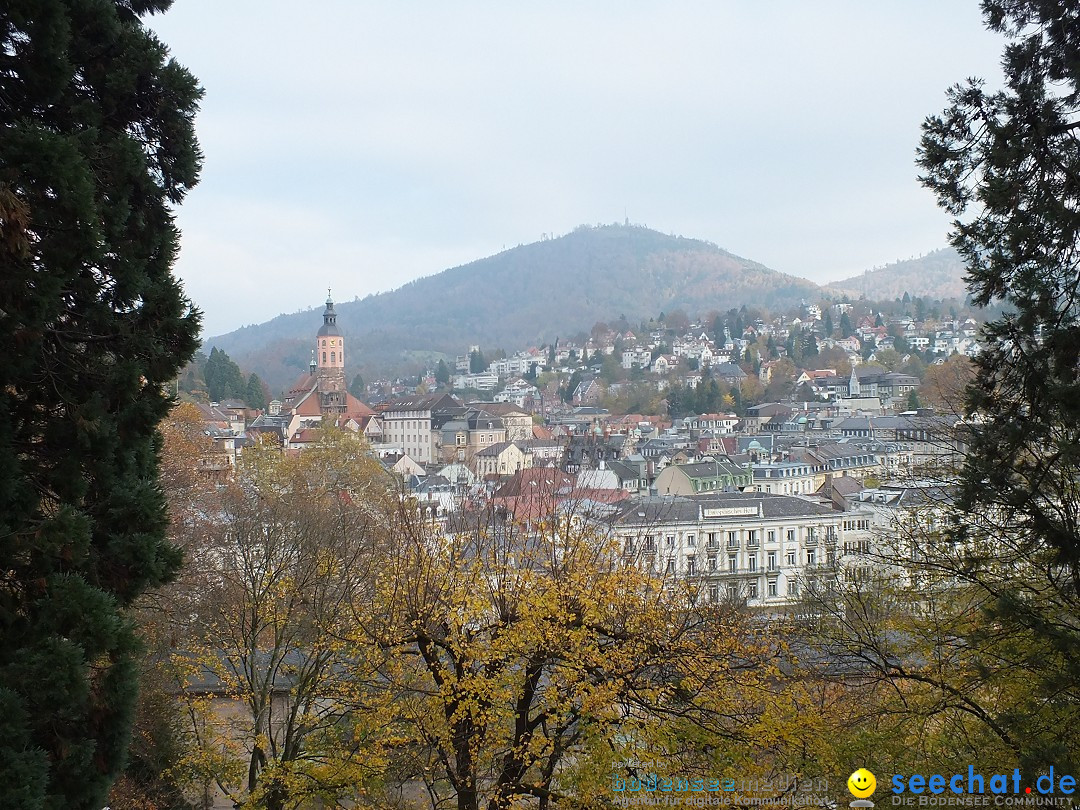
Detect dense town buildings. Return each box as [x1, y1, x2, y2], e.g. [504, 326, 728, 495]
[190, 294, 973, 610]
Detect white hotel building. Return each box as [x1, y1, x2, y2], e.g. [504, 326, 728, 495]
[605, 492, 849, 607]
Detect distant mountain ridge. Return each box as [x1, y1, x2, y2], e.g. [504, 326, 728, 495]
[208, 225, 824, 391]
[826, 248, 968, 301]
[207, 226, 969, 393]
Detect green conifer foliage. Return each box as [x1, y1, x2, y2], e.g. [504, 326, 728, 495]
[917, 0, 1080, 772]
[245, 373, 268, 410]
[0, 1, 201, 806]
[204, 346, 245, 401]
[919, 0, 1080, 572]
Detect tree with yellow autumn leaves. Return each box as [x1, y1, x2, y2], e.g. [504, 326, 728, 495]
[171, 430, 395, 810]
[355, 492, 854, 810]
[150, 417, 862, 810]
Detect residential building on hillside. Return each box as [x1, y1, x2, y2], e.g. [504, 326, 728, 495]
[432, 406, 508, 464]
[749, 462, 822, 496]
[520, 438, 565, 464]
[474, 441, 533, 478]
[467, 402, 533, 441]
[378, 393, 460, 464]
[493, 379, 539, 410]
[709, 363, 748, 384]
[791, 444, 881, 481]
[684, 413, 739, 434]
[605, 459, 649, 492]
[622, 347, 652, 369]
[831, 411, 963, 466]
[453, 371, 499, 390]
[653, 459, 752, 495]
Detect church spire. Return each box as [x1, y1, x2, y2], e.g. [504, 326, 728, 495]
[315, 288, 346, 407]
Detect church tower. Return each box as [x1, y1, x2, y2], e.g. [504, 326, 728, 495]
[316, 290, 347, 414]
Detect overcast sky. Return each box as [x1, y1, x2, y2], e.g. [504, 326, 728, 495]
[149, 2, 1005, 338]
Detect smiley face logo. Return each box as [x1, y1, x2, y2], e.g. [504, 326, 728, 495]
[848, 768, 876, 798]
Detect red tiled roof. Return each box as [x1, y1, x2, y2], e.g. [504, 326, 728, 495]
[293, 390, 322, 417]
[286, 373, 317, 397]
[345, 393, 375, 417]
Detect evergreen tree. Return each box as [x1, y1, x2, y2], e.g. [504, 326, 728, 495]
[786, 332, 804, 366]
[824, 310, 834, 338]
[204, 347, 245, 402]
[914, 297, 926, 322]
[839, 312, 854, 338]
[435, 359, 451, 386]
[349, 374, 366, 399]
[711, 314, 725, 343]
[917, 0, 1080, 773]
[666, 384, 685, 416]
[469, 349, 486, 373]
[245, 373, 267, 410]
[921, 0, 1080, 565]
[562, 370, 583, 404]
[0, 2, 202, 807]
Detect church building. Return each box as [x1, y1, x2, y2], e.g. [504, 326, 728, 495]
[278, 292, 376, 445]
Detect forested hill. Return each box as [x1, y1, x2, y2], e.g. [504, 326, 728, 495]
[207, 225, 823, 392]
[827, 248, 968, 301]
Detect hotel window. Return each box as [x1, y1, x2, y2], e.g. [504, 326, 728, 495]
[787, 580, 798, 596]
[767, 530, 776, 543]
[747, 581, 758, 599]
[768, 579, 778, 597]
[709, 584, 719, 603]
[786, 551, 796, 566]
[767, 551, 777, 571]
[686, 557, 696, 575]
[322, 352, 327, 363]
[727, 531, 738, 548]
[330, 352, 335, 363]
[666, 535, 675, 549]
[708, 555, 717, 571]
[665, 559, 675, 575]
[748, 555, 757, 572]
[787, 529, 796, 543]
[686, 534, 696, 547]
[728, 554, 738, 573]
[727, 584, 739, 601]
[807, 550, 816, 566]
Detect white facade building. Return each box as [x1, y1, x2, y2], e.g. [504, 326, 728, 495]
[606, 493, 845, 607]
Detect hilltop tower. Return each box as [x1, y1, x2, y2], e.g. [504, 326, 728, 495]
[316, 290, 347, 414]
